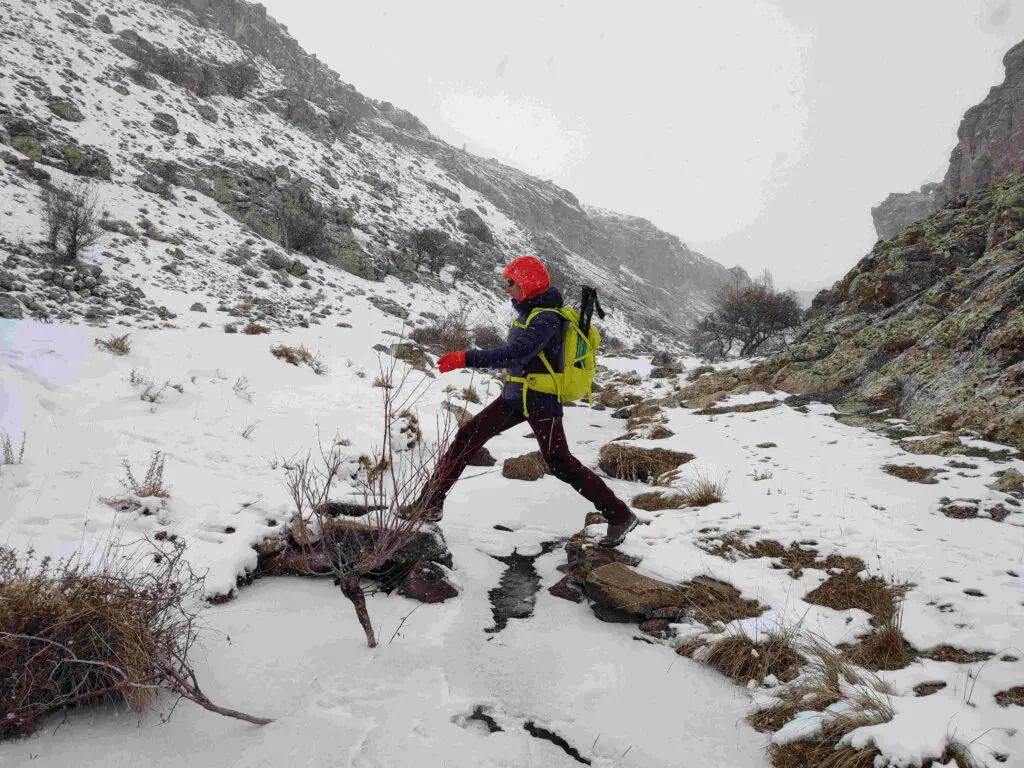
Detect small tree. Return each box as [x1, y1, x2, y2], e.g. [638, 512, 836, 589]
[41, 181, 100, 262]
[284, 350, 457, 647]
[690, 271, 803, 358]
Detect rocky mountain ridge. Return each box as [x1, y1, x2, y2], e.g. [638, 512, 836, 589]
[871, 39, 1024, 239]
[0, 0, 738, 343]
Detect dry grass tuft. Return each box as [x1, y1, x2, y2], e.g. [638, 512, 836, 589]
[752, 638, 894, 767]
[460, 386, 481, 404]
[842, 623, 914, 671]
[597, 444, 694, 482]
[502, 452, 549, 482]
[685, 576, 764, 626]
[918, 645, 993, 664]
[995, 686, 1024, 707]
[697, 400, 780, 416]
[0, 541, 271, 739]
[631, 491, 690, 511]
[804, 572, 903, 626]
[882, 464, 940, 484]
[697, 531, 865, 580]
[770, 740, 881, 768]
[703, 631, 803, 685]
[243, 322, 271, 335]
[271, 344, 327, 375]
[95, 333, 131, 355]
[674, 467, 728, 506]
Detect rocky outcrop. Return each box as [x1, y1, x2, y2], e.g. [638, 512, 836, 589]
[684, 174, 1024, 450]
[873, 40, 1024, 240]
[943, 41, 1024, 201]
[871, 183, 942, 240]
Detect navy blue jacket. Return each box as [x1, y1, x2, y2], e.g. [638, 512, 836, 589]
[465, 286, 565, 416]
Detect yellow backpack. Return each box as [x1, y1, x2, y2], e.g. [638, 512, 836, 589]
[507, 305, 601, 416]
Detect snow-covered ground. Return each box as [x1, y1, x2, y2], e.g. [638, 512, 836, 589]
[3, 309, 1023, 766]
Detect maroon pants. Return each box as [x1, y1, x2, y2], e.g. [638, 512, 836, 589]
[423, 398, 632, 522]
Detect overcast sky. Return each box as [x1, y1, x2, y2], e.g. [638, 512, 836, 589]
[260, 0, 1024, 291]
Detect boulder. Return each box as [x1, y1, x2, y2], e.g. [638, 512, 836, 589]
[584, 563, 688, 619]
[0, 294, 24, 319]
[151, 112, 179, 135]
[397, 561, 459, 603]
[467, 446, 497, 467]
[990, 469, 1024, 492]
[564, 530, 641, 583]
[94, 13, 113, 33]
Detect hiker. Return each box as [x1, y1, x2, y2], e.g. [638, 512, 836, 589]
[401, 255, 639, 548]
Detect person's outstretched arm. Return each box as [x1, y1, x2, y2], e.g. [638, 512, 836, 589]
[466, 312, 561, 369]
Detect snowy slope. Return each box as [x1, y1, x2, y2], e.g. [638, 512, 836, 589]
[0, 0, 721, 346]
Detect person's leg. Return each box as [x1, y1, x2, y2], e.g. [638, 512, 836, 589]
[417, 397, 525, 513]
[529, 413, 633, 523]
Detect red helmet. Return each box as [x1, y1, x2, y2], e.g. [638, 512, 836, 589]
[502, 255, 550, 301]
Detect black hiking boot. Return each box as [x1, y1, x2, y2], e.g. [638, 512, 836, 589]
[598, 512, 639, 548]
[394, 502, 444, 522]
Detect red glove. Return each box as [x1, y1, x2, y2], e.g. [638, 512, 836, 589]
[438, 351, 466, 373]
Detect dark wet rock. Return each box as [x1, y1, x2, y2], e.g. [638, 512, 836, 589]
[397, 561, 459, 604]
[547, 575, 584, 604]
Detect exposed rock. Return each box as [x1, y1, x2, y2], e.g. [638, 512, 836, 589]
[151, 112, 179, 135]
[0, 294, 24, 319]
[189, 302, 207, 312]
[686, 173, 1024, 452]
[990, 469, 1024, 492]
[564, 530, 641, 583]
[189, 103, 218, 124]
[456, 208, 494, 244]
[397, 561, 459, 603]
[48, 98, 84, 122]
[871, 183, 942, 240]
[547, 575, 584, 603]
[584, 563, 688, 619]
[467, 446, 497, 466]
[94, 13, 113, 33]
[366, 295, 409, 319]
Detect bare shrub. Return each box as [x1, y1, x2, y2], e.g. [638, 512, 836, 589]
[1, 432, 26, 466]
[271, 344, 327, 374]
[96, 333, 132, 355]
[140, 382, 170, 403]
[0, 539, 271, 739]
[752, 468, 773, 481]
[41, 181, 101, 262]
[243, 322, 271, 335]
[120, 451, 170, 499]
[282, 355, 456, 647]
[233, 376, 253, 402]
[409, 305, 473, 354]
[241, 421, 259, 440]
